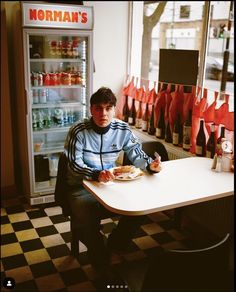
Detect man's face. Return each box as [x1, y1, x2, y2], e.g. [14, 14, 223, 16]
[90, 103, 115, 127]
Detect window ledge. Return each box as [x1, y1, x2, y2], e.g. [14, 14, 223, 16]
[131, 127, 195, 160]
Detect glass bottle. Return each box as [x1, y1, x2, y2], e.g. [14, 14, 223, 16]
[155, 108, 165, 139]
[135, 100, 143, 129]
[148, 104, 155, 135]
[122, 95, 129, 123]
[216, 125, 225, 155]
[172, 113, 181, 146]
[141, 103, 149, 132]
[206, 123, 216, 158]
[165, 119, 172, 143]
[183, 109, 192, 151]
[128, 98, 136, 126]
[196, 119, 206, 156]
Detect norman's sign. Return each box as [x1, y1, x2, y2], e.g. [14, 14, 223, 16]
[22, 2, 93, 29]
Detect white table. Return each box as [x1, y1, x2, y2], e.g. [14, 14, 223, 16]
[83, 157, 234, 216]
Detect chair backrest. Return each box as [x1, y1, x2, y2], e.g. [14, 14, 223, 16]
[123, 140, 169, 165]
[54, 152, 71, 216]
[141, 233, 232, 291]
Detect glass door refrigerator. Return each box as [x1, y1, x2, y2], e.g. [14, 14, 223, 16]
[21, 2, 93, 205]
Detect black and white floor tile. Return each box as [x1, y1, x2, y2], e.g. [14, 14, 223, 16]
[1, 194, 196, 291]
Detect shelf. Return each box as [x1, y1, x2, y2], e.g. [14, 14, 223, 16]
[30, 58, 85, 62]
[131, 127, 195, 160]
[33, 126, 71, 134]
[34, 148, 63, 155]
[31, 85, 85, 89]
[34, 141, 64, 155]
[32, 102, 85, 109]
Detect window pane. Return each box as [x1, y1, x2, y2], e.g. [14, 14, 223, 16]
[141, 1, 206, 82]
[131, 1, 234, 110]
[205, 1, 234, 111]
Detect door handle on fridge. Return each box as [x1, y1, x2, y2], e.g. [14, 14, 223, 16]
[25, 89, 31, 116]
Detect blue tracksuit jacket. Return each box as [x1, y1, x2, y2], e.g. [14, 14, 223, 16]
[64, 118, 153, 185]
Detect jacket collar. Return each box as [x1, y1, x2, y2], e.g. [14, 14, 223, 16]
[91, 118, 111, 134]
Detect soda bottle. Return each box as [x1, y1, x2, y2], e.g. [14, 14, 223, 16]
[37, 110, 44, 130]
[32, 110, 38, 130]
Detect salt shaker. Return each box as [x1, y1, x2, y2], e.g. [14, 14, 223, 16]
[215, 155, 222, 172]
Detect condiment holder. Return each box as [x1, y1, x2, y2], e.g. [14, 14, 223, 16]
[211, 140, 233, 172]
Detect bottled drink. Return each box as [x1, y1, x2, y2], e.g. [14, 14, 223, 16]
[141, 103, 149, 132]
[196, 119, 206, 156]
[172, 113, 182, 146]
[165, 119, 172, 143]
[183, 109, 192, 151]
[128, 98, 136, 126]
[32, 89, 39, 104]
[148, 104, 155, 135]
[43, 109, 52, 128]
[135, 100, 142, 129]
[32, 110, 38, 131]
[37, 110, 44, 130]
[54, 108, 64, 126]
[39, 89, 47, 104]
[155, 108, 165, 139]
[216, 125, 225, 155]
[206, 123, 216, 158]
[122, 95, 129, 123]
[63, 108, 68, 125]
[68, 109, 74, 124]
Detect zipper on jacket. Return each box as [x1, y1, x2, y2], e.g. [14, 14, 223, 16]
[100, 134, 104, 170]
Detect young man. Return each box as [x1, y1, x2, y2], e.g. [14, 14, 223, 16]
[64, 87, 161, 278]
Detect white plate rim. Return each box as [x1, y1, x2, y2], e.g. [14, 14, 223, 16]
[110, 166, 144, 181]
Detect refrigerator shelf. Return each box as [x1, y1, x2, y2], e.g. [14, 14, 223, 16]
[32, 102, 82, 109]
[31, 85, 85, 89]
[30, 58, 86, 63]
[33, 126, 71, 134]
[34, 143, 64, 155]
[34, 148, 63, 155]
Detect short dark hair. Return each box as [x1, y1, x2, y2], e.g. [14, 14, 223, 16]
[90, 87, 117, 106]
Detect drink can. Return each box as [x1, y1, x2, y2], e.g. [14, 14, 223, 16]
[49, 73, 57, 86]
[38, 73, 43, 86]
[33, 89, 39, 104]
[43, 73, 50, 86]
[39, 89, 47, 103]
[33, 72, 39, 86]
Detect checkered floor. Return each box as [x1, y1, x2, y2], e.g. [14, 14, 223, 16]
[1, 194, 193, 291]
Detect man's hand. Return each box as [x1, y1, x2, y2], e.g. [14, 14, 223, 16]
[149, 157, 162, 173]
[98, 170, 115, 183]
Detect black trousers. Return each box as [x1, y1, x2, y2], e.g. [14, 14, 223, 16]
[68, 185, 144, 270]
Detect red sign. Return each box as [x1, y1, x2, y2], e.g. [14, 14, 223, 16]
[22, 2, 93, 30]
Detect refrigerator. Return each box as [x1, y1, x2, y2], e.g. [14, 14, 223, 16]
[19, 2, 93, 205]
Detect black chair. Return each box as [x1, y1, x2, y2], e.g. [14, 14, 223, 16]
[54, 152, 80, 256]
[123, 140, 169, 165]
[141, 233, 233, 291]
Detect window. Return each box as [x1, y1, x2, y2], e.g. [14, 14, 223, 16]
[180, 5, 190, 19]
[129, 1, 234, 110]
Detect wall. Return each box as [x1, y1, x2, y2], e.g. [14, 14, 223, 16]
[1, 3, 15, 193]
[1, 1, 129, 195]
[84, 1, 129, 97]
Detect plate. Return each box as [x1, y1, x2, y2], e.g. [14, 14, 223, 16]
[110, 166, 144, 181]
